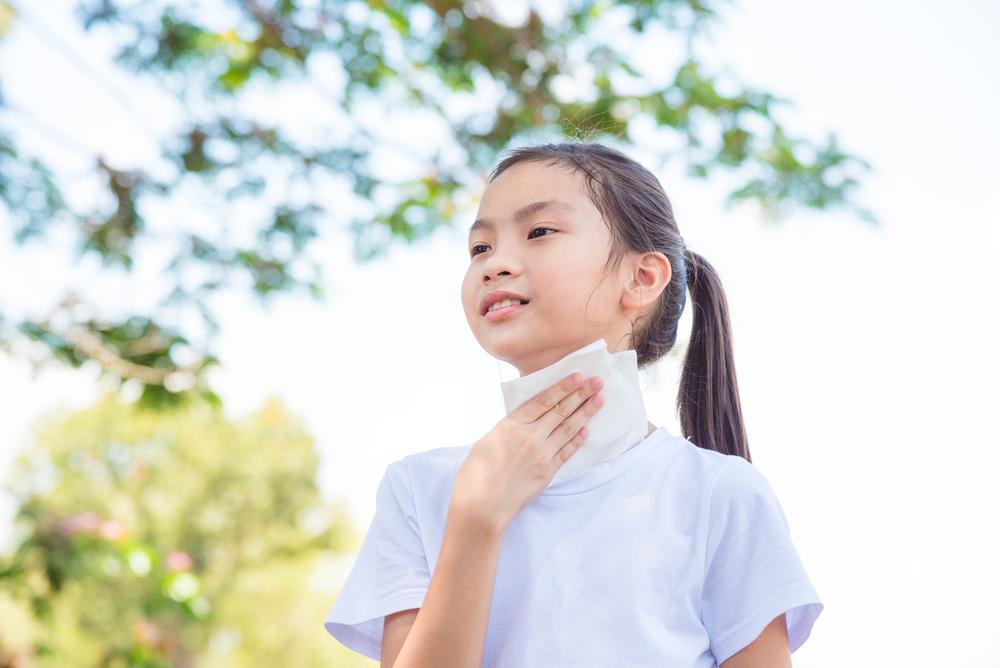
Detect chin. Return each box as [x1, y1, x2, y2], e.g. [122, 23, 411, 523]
[478, 336, 527, 366]
[483, 343, 521, 366]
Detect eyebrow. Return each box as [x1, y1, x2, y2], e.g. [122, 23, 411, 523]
[469, 199, 575, 235]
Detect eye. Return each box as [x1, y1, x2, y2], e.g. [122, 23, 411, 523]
[529, 226, 556, 239]
[469, 227, 557, 257]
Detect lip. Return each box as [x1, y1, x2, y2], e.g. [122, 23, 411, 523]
[484, 301, 529, 322]
[479, 290, 531, 316]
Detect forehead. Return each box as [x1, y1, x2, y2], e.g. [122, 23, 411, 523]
[472, 161, 596, 232]
[483, 161, 585, 204]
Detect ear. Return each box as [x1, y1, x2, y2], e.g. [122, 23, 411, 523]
[621, 251, 671, 311]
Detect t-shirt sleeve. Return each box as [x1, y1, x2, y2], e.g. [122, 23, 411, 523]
[323, 458, 431, 661]
[699, 457, 824, 665]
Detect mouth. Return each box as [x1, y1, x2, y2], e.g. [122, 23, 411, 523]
[483, 300, 529, 322]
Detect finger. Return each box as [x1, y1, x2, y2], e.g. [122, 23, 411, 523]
[550, 425, 588, 468]
[544, 387, 603, 453]
[536, 375, 603, 437]
[510, 372, 586, 424]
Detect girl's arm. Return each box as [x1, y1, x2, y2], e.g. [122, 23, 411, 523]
[384, 502, 506, 668]
[385, 374, 602, 666]
[719, 613, 792, 668]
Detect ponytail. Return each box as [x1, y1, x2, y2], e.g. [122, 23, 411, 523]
[677, 248, 751, 461]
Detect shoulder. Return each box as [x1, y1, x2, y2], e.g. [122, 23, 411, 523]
[666, 435, 754, 496]
[396, 442, 472, 476]
[387, 442, 473, 498]
[686, 449, 792, 549]
[706, 455, 783, 515]
[399, 442, 473, 470]
[703, 453, 776, 501]
[661, 436, 783, 523]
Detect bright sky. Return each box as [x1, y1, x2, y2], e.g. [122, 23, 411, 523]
[1, 1, 998, 666]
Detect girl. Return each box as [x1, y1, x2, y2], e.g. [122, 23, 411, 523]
[324, 142, 823, 667]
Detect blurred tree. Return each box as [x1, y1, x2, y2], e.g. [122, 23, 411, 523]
[0, 0, 875, 405]
[0, 393, 370, 667]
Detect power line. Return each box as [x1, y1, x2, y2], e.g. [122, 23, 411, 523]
[6, 0, 176, 146]
[1, 101, 99, 159]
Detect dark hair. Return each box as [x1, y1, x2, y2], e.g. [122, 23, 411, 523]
[488, 141, 751, 462]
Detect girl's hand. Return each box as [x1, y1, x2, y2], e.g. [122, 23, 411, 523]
[451, 372, 605, 533]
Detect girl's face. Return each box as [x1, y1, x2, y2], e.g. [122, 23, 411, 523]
[461, 161, 652, 376]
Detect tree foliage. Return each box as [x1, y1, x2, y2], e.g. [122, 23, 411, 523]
[0, 0, 875, 406]
[0, 393, 366, 666]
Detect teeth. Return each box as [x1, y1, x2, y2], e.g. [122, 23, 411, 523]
[488, 299, 526, 313]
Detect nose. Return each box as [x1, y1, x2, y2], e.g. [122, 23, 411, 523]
[485, 268, 512, 282]
[481, 248, 520, 282]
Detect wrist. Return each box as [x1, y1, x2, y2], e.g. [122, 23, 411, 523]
[448, 496, 508, 539]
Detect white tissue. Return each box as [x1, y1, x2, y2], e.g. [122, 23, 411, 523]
[499, 338, 649, 487]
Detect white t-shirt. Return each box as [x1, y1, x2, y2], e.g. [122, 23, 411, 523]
[323, 426, 823, 666]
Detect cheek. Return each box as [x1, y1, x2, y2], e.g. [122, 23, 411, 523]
[460, 273, 475, 314]
[461, 269, 489, 321]
[537, 260, 609, 322]
[537, 253, 590, 297]
[535, 274, 586, 321]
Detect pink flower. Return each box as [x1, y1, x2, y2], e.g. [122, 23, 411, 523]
[57, 511, 102, 537]
[98, 518, 127, 541]
[131, 618, 162, 647]
[165, 550, 193, 572]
